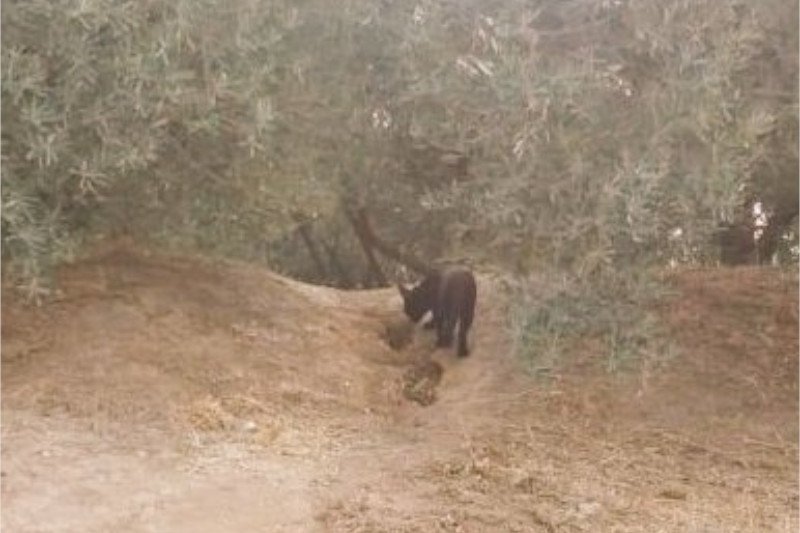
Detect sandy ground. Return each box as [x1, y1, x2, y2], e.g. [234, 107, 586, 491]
[2, 243, 797, 532]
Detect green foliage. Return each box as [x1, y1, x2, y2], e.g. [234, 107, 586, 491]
[2, 0, 796, 308]
[1, 0, 311, 292]
[509, 270, 676, 376]
[441, 0, 797, 273]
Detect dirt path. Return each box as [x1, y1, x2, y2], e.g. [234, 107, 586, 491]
[2, 244, 797, 532]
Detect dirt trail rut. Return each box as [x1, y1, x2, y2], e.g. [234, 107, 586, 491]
[2, 243, 797, 532]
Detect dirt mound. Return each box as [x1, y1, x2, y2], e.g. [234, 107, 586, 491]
[2, 244, 797, 532]
[655, 267, 798, 436]
[3, 243, 410, 440]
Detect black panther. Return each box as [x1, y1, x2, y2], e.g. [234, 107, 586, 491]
[398, 267, 477, 357]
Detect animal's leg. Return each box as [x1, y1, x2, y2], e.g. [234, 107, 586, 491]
[456, 322, 470, 357]
[456, 299, 475, 357]
[424, 307, 441, 331]
[437, 314, 456, 348]
[433, 307, 446, 345]
[436, 317, 448, 347]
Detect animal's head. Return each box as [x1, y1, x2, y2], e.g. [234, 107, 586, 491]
[398, 283, 428, 323]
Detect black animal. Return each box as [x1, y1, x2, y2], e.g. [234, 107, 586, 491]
[398, 267, 477, 357]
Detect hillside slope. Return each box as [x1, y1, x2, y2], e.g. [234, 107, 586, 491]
[2, 243, 797, 532]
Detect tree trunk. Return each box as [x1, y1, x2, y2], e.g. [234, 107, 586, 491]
[321, 238, 354, 288]
[292, 212, 328, 281]
[345, 207, 388, 287]
[345, 206, 433, 276]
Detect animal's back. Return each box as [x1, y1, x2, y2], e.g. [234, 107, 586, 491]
[439, 267, 477, 311]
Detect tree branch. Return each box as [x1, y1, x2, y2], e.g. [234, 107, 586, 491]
[291, 211, 328, 281]
[344, 207, 388, 287]
[345, 206, 433, 277]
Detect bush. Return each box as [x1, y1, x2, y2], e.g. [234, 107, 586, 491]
[509, 270, 677, 375]
[2, 0, 796, 301]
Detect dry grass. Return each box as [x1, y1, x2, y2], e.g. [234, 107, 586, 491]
[2, 244, 797, 531]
